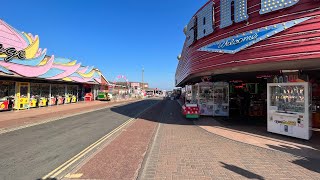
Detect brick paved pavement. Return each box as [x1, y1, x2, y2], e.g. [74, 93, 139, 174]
[63, 100, 163, 180]
[139, 100, 320, 180]
[0, 98, 139, 132]
[194, 117, 320, 159]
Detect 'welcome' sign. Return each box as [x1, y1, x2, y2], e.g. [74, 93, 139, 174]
[198, 17, 311, 54]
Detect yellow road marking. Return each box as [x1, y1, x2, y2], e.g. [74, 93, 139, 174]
[42, 101, 159, 180]
[42, 118, 133, 179]
[64, 173, 83, 178]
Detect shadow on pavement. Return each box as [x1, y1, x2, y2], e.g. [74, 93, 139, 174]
[292, 157, 320, 174]
[110, 99, 320, 174]
[220, 162, 265, 180]
[110, 98, 194, 126]
[195, 113, 320, 159]
[266, 144, 320, 173]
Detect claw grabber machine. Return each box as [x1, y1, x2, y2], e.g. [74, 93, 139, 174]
[213, 82, 229, 117]
[267, 82, 312, 140]
[196, 82, 214, 116]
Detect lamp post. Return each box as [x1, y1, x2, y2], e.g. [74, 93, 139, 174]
[142, 67, 144, 90]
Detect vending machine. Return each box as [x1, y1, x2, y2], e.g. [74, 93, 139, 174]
[267, 82, 312, 140]
[213, 82, 229, 117]
[197, 82, 214, 116]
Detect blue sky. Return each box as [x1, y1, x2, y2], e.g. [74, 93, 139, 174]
[2, 0, 208, 90]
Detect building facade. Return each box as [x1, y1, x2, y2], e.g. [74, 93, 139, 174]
[0, 20, 109, 110]
[175, 0, 320, 139]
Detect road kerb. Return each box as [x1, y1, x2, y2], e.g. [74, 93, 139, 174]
[41, 99, 160, 180]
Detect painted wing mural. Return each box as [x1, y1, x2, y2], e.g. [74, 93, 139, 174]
[0, 19, 104, 83]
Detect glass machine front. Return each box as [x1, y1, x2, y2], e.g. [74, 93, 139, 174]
[197, 82, 214, 116]
[213, 82, 229, 117]
[267, 82, 312, 140]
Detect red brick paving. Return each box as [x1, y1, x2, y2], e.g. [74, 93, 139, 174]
[139, 100, 320, 180]
[69, 101, 163, 180]
[194, 117, 320, 159]
[62, 100, 320, 180]
[0, 99, 139, 131]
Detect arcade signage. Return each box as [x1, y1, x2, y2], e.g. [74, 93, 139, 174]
[0, 44, 26, 62]
[185, 0, 301, 48]
[199, 17, 311, 54]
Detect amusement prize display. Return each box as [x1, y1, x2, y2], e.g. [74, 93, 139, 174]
[213, 82, 229, 117]
[267, 82, 312, 140]
[66, 85, 78, 103]
[30, 83, 41, 108]
[182, 85, 199, 119]
[0, 81, 15, 111]
[15, 82, 30, 110]
[196, 82, 214, 116]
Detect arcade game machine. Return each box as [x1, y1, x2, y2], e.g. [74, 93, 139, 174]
[39, 84, 50, 107]
[15, 82, 30, 110]
[84, 84, 93, 101]
[65, 85, 77, 104]
[0, 81, 15, 111]
[213, 82, 229, 117]
[196, 82, 214, 116]
[50, 84, 58, 105]
[68, 85, 78, 103]
[56, 84, 65, 105]
[311, 80, 320, 129]
[30, 83, 40, 108]
[267, 75, 312, 140]
[182, 85, 199, 119]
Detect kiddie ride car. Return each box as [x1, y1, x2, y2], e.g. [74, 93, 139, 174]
[0, 96, 14, 111]
[182, 103, 200, 119]
[97, 92, 112, 101]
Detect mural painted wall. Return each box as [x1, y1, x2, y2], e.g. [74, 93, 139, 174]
[0, 19, 103, 84]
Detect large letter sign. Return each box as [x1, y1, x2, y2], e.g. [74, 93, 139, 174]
[199, 17, 311, 54]
[260, 0, 299, 14]
[196, 1, 215, 40]
[220, 0, 249, 29]
[186, 18, 196, 47]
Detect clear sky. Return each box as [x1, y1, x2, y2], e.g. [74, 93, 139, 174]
[2, 0, 208, 90]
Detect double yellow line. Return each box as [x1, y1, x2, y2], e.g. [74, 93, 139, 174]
[42, 101, 159, 180]
[42, 118, 134, 179]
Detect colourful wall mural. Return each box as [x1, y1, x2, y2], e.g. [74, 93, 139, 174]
[0, 19, 103, 84]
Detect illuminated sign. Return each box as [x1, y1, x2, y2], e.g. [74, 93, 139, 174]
[0, 44, 26, 62]
[185, 0, 300, 46]
[198, 17, 311, 54]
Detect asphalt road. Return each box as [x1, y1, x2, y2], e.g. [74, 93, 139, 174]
[0, 99, 159, 180]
